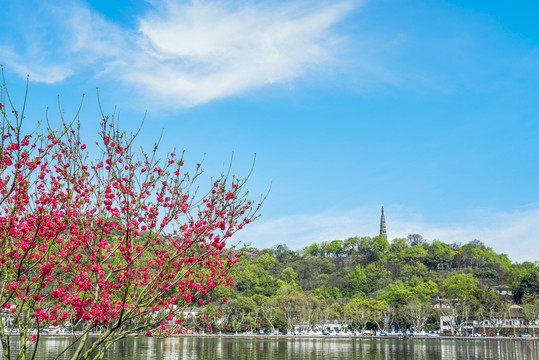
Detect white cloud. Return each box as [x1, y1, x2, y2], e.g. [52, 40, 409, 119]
[1, 0, 357, 107]
[238, 205, 539, 263]
[0, 49, 73, 84]
[412, 207, 539, 264]
[0, 0, 123, 84]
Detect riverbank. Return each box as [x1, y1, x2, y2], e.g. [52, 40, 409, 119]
[9, 335, 539, 360]
[172, 334, 539, 341]
[34, 332, 539, 341]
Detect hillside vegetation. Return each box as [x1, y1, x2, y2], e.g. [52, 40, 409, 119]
[206, 235, 539, 333]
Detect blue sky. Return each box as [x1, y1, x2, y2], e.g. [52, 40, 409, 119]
[1, 0, 539, 262]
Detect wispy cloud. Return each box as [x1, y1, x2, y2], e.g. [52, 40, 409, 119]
[0, 0, 357, 107]
[0, 0, 123, 84]
[238, 205, 539, 263]
[0, 51, 73, 84]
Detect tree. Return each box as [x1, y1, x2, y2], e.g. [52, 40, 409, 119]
[302, 243, 321, 257]
[378, 281, 412, 307]
[351, 263, 368, 294]
[317, 300, 341, 330]
[424, 240, 454, 269]
[406, 301, 431, 332]
[258, 297, 279, 333]
[359, 236, 388, 264]
[235, 264, 278, 297]
[344, 298, 386, 333]
[254, 253, 278, 271]
[399, 245, 427, 263]
[441, 274, 478, 300]
[407, 234, 425, 247]
[521, 295, 539, 337]
[0, 75, 261, 360]
[298, 293, 320, 329]
[280, 267, 298, 284]
[225, 296, 259, 333]
[276, 287, 306, 330]
[363, 263, 391, 292]
[344, 299, 370, 333]
[374, 304, 393, 332]
[514, 273, 539, 304]
[273, 244, 291, 262]
[342, 237, 360, 256]
[322, 240, 344, 258]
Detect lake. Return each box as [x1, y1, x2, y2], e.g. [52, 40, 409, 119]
[5, 336, 539, 360]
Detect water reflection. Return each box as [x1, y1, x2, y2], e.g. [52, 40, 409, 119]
[5, 337, 539, 360]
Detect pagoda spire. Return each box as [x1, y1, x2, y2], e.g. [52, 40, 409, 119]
[379, 207, 387, 239]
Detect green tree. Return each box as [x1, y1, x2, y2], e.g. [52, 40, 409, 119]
[364, 263, 391, 292]
[351, 263, 368, 294]
[441, 273, 478, 299]
[469, 288, 504, 335]
[399, 245, 427, 263]
[522, 295, 539, 337]
[323, 240, 344, 257]
[313, 285, 341, 300]
[424, 240, 455, 268]
[514, 273, 539, 304]
[236, 264, 279, 297]
[377, 281, 412, 307]
[343, 237, 361, 256]
[400, 262, 428, 281]
[406, 301, 432, 331]
[407, 234, 426, 247]
[344, 298, 375, 332]
[303, 243, 321, 257]
[276, 287, 307, 330]
[359, 236, 389, 264]
[410, 281, 438, 303]
[255, 253, 279, 270]
[281, 267, 299, 284]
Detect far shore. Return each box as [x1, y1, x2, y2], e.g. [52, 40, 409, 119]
[30, 333, 539, 341]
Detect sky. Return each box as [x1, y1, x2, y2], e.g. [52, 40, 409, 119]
[1, 0, 538, 262]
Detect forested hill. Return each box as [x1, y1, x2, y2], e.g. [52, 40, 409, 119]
[210, 235, 539, 331]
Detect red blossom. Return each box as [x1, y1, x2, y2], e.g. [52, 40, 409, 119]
[0, 76, 262, 359]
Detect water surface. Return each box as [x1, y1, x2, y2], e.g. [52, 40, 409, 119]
[5, 337, 539, 360]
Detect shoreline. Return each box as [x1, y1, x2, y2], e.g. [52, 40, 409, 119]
[35, 333, 539, 341]
[168, 334, 539, 341]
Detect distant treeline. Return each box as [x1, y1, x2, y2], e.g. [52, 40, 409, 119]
[201, 235, 539, 334]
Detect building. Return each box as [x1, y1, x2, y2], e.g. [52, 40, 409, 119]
[489, 285, 513, 296]
[379, 207, 387, 239]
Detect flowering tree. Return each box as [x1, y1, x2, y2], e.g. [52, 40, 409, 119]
[0, 73, 262, 360]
